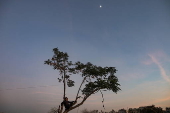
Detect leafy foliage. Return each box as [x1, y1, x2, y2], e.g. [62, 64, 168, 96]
[44, 48, 75, 88]
[79, 63, 120, 96]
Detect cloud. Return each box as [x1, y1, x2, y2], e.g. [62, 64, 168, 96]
[31, 91, 60, 96]
[142, 50, 170, 66]
[141, 59, 153, 65]
[154, 96, 170, 104]
[148, 54, 170, 83]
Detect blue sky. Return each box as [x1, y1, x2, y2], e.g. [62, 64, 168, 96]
[0, 0, 170, 113]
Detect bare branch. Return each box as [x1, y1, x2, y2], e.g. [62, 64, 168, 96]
[75, 76, 86, 101]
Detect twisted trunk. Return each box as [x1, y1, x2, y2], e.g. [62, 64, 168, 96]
[64, 88, 99, 113]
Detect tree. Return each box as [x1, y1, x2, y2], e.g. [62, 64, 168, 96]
[44, 48, 121, 113]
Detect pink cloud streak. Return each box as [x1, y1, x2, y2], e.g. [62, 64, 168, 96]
[154, 96, 170, 104]
[148, 54, 170, 83]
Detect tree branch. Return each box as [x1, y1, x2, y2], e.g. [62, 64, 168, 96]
[63, 60, 66, 99]
[75, 76, 86, 101]
[65, 88, 99, 113]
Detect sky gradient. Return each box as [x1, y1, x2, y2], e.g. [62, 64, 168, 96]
[0, 0, 170, 113]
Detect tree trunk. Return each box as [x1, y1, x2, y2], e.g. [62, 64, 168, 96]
[63, 60, 66, 99]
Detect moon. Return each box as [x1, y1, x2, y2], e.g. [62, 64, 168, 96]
[100, 5, 102, 8]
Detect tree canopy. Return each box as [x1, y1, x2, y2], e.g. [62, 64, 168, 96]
[44, 48, 121, 113]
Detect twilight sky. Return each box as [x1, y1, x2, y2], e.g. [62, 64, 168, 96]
[0, 0, 170, 113]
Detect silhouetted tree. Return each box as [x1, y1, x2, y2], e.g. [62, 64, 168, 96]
[44, 48, 121, 113]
